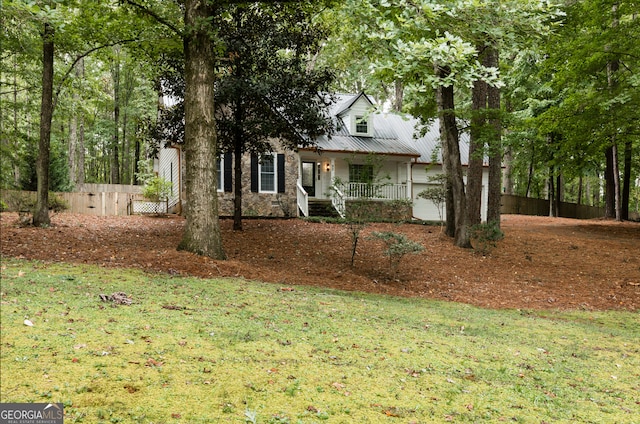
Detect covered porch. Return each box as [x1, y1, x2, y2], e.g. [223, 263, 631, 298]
[296, 153, 415, 218]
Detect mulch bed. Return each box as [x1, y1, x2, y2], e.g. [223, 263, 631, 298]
[1, 212, 638, 311]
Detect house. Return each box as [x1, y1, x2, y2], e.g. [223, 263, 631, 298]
[154, 92, 489, 221]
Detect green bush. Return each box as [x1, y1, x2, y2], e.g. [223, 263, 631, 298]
[142, 176, 173, 202]
[470, 221, 504, 255]
[48, 193, 69, 213]
[369, 231, 424, 279]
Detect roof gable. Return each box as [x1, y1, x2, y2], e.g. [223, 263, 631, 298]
[334, 92, 375, 117]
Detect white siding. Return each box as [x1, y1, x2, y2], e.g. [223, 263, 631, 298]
[157, 147, 180, 208]
[411, 164, 490, 222]
[347, 97, 374, 137]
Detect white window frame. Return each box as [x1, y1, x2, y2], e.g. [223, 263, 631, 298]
[355, 115, 368, 134]
[259, 153, 277, 193]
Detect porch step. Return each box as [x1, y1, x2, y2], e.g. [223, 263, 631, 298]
[307, 200, 340, 218]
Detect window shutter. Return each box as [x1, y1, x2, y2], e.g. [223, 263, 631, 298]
[224, 154, 233, 192]
[250, 154, 258, 193]
[277, 153, 285, 193]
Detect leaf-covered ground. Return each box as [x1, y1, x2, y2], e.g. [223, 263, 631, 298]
[1, 212, 638, 311]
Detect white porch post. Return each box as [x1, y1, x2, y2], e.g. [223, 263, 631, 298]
[330, 158, 336, 182]
[406, 161, 412, 199]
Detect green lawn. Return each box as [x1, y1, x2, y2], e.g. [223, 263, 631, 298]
[1, 258, 638, 423]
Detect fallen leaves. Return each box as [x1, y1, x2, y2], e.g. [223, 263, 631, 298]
[146, 358, 164, 368]
[2, 213, 639, 310]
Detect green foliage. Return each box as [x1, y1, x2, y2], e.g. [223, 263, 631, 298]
[369, 231, 424, 279]
[47, 192, 69, 213]
[327, 153, 405, 266]
[142, 176, 172, 202]
[3, 191, 35, 213]
[470, 221, 505, 255]
[2, 190, 67, 226]
[3, 258, 638, 423]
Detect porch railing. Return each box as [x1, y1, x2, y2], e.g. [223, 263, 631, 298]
[331, 186, 346, 218]
[296, 181, 309, 217]
[342, 182, 408, 200]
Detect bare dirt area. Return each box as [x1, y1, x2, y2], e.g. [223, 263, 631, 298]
[1, 212, 638, 311]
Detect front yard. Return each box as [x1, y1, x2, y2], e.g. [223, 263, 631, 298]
[1, 260, 638, 423]
[1, 212, 638, 310]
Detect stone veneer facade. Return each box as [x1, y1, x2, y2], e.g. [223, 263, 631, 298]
[217, 147, 300, 218]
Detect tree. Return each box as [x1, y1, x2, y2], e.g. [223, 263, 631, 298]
[175, 0, 225, 258]
[2, 0, 158, 226]
[214, 3, 334, 230]
[509, 0, 639, 220]
[33, 20, 54, 226]
[149, 3, 335, 231]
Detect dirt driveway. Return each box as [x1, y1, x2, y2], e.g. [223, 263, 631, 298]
[1, 213, 638, 311]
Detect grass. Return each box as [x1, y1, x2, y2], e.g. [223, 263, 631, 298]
[1, 258, 638, 423]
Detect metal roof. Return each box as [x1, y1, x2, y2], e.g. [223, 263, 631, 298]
[306, 93, 480, 166]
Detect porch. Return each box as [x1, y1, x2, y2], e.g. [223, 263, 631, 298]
[296, 154, 414, 218]
[297, 181, 410, 218]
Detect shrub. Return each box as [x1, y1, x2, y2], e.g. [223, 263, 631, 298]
[142, 176, 173, 202]
[48, 193, 69, 213]
[142, 176, 173, 215]
[2, 191, 68, 226]
[470, 221, 504, 255]
[369, 231, 424, 279]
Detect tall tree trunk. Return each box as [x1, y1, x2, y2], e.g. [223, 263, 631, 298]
[435, 65, 471, 248]
[606, 2, 621, 221]
[178, 0, 225, 259]
[233, 141, 243, 231]
[393, 79, 403, 112]
[441, 135, 456, 238]
[486, 45, 502, 226]
[577, 174, 583, 206]
[33, 22, 54, 227]
[77, 113, 85, 185]
[121, 63, 135, 184]
[604, 146, 616, 218]
[69, 61, 80, 187]
[111, 47, 121, 184]
[134, 117, 141, 185]
[621, 139, 632, 220]
[466, 44, 486, 226]
[525, 144, 535, 198]
[612, 142, 621, 221]
[503, 146, 514, 196]
[12, 57, 21, 185]
[555, 173, 562, 216]
[76, 58, 85, 185]
[548, 168, 556, 217]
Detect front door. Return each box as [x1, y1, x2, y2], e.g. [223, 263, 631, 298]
[301, 161, 316, 197]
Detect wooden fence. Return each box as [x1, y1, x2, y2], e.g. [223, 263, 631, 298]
[501, 194, 606, 220]
[76, 183, 143, 194]
[1, 187, 146, 216]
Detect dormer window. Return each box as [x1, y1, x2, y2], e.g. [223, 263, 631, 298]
[355, 116, 368, 134]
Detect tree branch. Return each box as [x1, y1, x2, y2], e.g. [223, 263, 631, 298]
[121, 0, 182, 36]
[53, 39, 139, 111]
